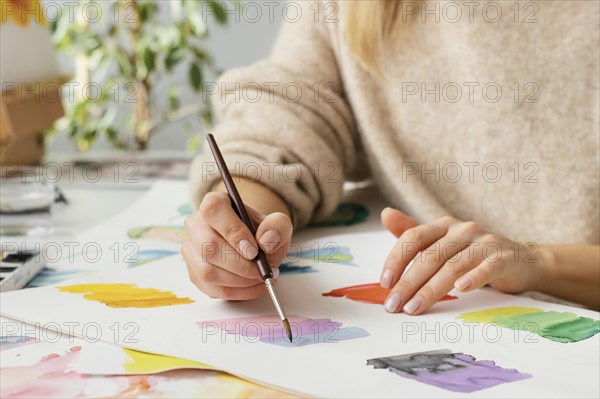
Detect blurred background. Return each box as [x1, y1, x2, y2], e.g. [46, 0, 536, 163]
[1, 0, 283, 161]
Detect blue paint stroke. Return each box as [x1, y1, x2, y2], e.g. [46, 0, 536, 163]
[27, 268, 96, 288]
[0, 336, 34, 348]
[278, 263, 318, 275]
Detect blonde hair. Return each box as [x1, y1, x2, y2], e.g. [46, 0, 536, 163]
[344, 0, 402, 73]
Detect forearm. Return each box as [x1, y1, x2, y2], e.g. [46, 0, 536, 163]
[212, 176, 292, 219]
[533, 245, 600, 310]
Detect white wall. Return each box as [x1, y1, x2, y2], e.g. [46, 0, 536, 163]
[46, 0, 283, 155]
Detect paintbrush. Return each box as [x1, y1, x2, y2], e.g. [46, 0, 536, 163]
[206, 134, 293, 342]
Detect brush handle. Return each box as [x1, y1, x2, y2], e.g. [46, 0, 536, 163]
[206, 134, 273, 280]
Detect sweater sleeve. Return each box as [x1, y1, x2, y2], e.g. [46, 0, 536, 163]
[189, 0, 359, 228]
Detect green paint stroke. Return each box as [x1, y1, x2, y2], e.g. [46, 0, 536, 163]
[458, 306, 600, 343]
[177, 202, 194, 216]
[315, 203, 370, 227]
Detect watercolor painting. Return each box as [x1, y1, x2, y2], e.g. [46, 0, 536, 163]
[0, 336, 294, 398]
[57, 284, 194, 308]
[367, 349, 532, 393]
[0, 336, 35, 351]
[198, 315, 369, 348]
[323, 283, 457, 306]
[26, 268, 98, 288]
[285, 246, 354, 265]
[314, 202, 370, 227]
[278, 263, 318, 275]
[127, 226, 187, 243]
[122, 348, 210, 374]
[127, 250, 179, 268]
[458, 306, 600, 343]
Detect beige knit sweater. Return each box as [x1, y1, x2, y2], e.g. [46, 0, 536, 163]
[190, 0, 599, 245]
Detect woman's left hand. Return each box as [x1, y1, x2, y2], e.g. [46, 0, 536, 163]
[380, 208, 541, 315]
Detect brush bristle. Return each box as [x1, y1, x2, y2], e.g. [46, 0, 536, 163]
[283, 319, 293, 342]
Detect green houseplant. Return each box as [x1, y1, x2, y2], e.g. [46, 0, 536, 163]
[50, 0, 234, 151]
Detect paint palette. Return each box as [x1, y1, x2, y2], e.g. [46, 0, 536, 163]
[0, 250, 45, 292]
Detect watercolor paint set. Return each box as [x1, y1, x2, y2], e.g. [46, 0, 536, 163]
[0, 250, 45, 292]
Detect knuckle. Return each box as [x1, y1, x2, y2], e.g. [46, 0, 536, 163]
[440, 215, 456, 225]
[395, 278, 415, 294]
[222, 222, 246, 242]
[481, 233, 498, 244]
[445, 260, 466, 276]
[198, 264, 215, 283]
[199, 193, 224, 219]
[460, 221, 482, 235]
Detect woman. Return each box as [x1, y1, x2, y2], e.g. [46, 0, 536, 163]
[183, 0, 599, 313]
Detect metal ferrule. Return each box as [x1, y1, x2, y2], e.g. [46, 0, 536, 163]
[265, 278, 287, 321]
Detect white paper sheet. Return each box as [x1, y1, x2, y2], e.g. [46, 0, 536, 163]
[1, 250, 598, 398]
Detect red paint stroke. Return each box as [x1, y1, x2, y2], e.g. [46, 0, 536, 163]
[41, 353, 60, 362]
[323, 283, 457, 306]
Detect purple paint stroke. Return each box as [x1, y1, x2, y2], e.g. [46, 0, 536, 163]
[198, 315, 368, 347]
[367, 349, 532, 393]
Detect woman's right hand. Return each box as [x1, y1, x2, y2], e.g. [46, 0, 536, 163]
[182, 191, 293, 300]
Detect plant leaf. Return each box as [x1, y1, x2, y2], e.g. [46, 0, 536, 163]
[143, 46, 156, 75]
[165, 47, 186, 72]
[189, 63, 202, 91]
[207, 0, 228, 24]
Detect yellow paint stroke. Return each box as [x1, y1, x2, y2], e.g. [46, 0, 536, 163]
[458, 306, 542, 323]
[0, 0, 47, 26]
[123, 348, 211, 374]
[57, 284, 194, 308]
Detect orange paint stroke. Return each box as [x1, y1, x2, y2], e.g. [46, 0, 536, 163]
[323, 283, 457, 306]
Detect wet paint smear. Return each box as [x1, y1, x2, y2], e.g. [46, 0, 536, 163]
[127, 226, 187, 243]
[57, 284, 194, 308]
[314, 202, 370, 227]
[367, 349, 531, 393]
[278, 263, 318, 275]
[323, 283, 457, 306]
[127, 250, 179, 268]
[0, 340, 291, 399]
[198, 315, 368, 348]
[458, 306, 600, 343]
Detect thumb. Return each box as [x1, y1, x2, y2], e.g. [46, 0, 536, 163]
[381, 207, 419, 238]
[255, 212, 293, 256]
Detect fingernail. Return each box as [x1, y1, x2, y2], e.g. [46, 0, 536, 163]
[455, 277, 472, 291]
[384, 292, 402, 313]
[273, 268, 280, 279]
[380, 269, 395, 289]
[259, 230, 280, 252]
[403, 297, 422, 314]
[238, 239, 258, 260]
